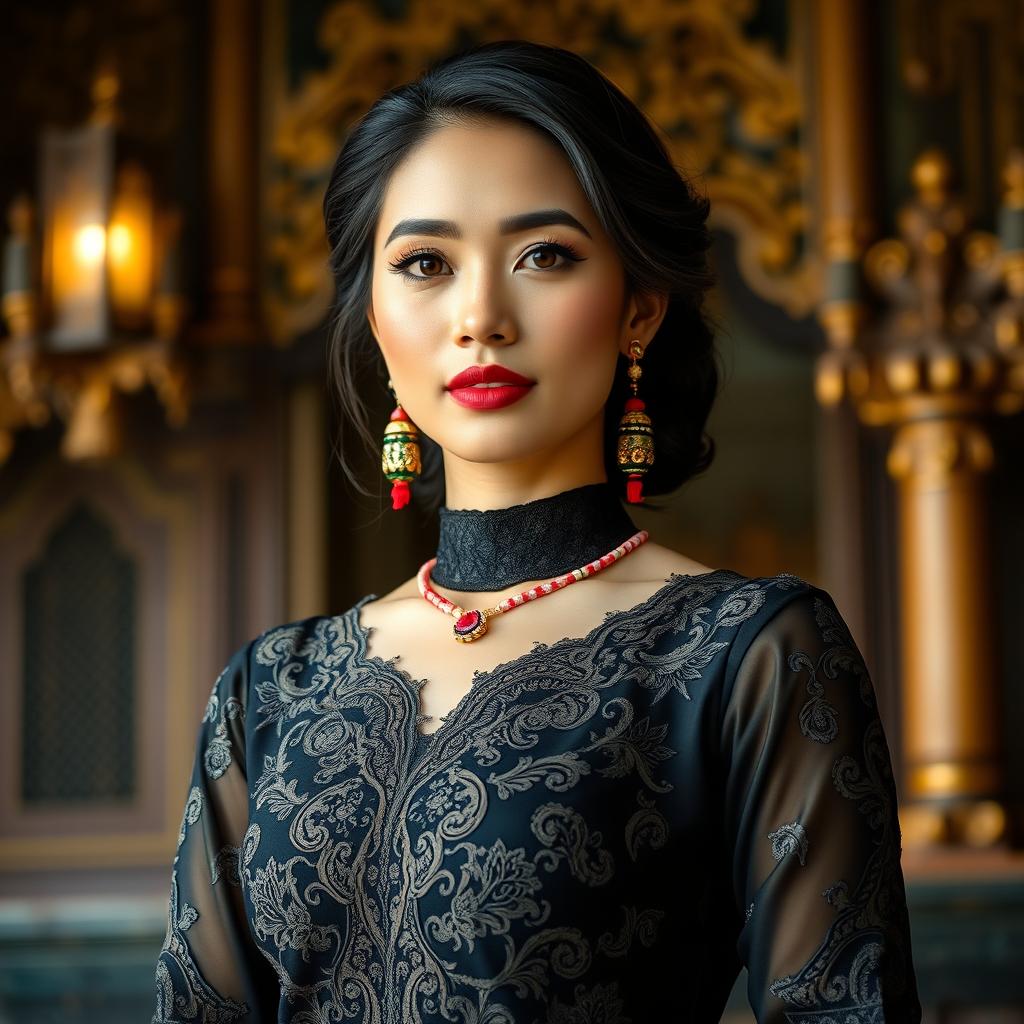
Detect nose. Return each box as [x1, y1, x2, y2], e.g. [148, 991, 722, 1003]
[452, 263, 518, 346]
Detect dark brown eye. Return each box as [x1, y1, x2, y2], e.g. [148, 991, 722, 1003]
[387, 248, 453, 280]
[416, 256, 444, 276]
[528, 248, 558, 270]
[516, 242, 583, 272]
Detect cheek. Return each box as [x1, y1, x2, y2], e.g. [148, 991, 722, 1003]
[529, 269, 625, 368]
[370, 275, 439, 367]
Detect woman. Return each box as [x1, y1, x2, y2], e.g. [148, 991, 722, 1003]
[155, 40, 921, 1023]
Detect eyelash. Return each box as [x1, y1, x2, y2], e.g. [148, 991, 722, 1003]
[387, 236, 585, 281]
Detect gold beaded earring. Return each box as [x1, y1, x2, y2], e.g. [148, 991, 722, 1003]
[381, 379, 421, 510]
[617, 339, 654, 503]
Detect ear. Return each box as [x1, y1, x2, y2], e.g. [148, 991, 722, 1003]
[366, 302, 380, 343]
[619, 288, 669, 358]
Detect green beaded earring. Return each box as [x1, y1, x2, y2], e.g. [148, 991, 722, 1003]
[616, 339, 654, 503]
[381, 379, 421, 510]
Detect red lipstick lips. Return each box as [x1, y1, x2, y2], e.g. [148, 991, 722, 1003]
[446, 364, 536, 410]
[446, 364, 535, 389]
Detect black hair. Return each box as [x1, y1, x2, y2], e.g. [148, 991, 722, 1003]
[323, 39, 719, 515]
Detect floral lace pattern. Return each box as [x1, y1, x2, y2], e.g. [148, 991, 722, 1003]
[154, 571, 921, 1022]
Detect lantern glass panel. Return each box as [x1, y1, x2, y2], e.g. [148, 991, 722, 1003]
[39, 121, 114, 350]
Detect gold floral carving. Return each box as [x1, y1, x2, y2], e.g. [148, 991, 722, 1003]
[263, 0, 814, 344]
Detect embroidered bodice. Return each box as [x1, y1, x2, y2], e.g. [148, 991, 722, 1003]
[154, 569, 921, 1023]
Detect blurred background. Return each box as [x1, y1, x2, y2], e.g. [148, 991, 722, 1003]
[0, 1, 1023, 1021]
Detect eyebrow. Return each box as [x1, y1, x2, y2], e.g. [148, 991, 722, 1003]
[383, 208, 593, 247]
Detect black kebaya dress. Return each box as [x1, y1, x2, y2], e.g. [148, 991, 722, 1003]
[154, 568, 921, 1023]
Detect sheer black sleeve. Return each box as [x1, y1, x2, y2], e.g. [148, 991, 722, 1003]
[720, 587, 921, 1022]
[153, 644, 277, 1023]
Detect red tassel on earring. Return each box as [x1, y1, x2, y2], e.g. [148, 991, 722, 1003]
[391, 479, 411, 510]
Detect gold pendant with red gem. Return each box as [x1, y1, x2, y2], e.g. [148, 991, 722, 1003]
[453, 608, 489, 643]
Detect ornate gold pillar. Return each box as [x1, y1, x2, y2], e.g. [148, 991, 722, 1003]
[887, 418, 1002, 844]
[843, 149, 1023, 847]
[195, 0, 263, 344]
[812, 0, 877, 653]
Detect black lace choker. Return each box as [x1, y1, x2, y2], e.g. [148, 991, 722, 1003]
[430, 481, 641, 592]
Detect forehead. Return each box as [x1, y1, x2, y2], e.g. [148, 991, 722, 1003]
[377, 118, 590, 235]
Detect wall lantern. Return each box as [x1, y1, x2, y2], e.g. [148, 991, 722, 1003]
[0, 67, 188, 463]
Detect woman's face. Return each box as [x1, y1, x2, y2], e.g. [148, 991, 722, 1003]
[367, 116, 666, 504]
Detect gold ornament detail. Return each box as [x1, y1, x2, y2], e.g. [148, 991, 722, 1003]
[381, 419, 422, 475]
[616, 339, 653, 503]
[616, 416, 655, 468]
[381, 379, 421, 510]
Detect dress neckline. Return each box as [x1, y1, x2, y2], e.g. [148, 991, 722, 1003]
[347, 568, 733, 750]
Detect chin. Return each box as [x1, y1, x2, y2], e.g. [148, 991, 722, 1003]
[448, 437, 544, 463]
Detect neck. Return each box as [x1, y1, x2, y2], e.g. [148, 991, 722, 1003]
[430, 480, 639, 591]
[439, 412, 608, 513]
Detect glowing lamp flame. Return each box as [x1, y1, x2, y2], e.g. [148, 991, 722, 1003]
[73, 223, 106, 266]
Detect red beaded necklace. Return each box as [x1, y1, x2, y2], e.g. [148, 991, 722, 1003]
[416, 528, 650, 643]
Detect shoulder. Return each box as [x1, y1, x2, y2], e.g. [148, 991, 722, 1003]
[667, 566, 823, 630]
[249, 611, 356, 664]
[717, 570, 828, 631]
[719, 573, 853, 654]
[210, 608, 366, 706]
[712, 575, 870, 734]
[692, 570, 854, 674]
[657, 569, 851, 688]
[669, 569, 825, 656]
[623, 567, 831, 701]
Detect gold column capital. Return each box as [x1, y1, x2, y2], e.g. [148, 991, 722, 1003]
[885, 417, 994, 486]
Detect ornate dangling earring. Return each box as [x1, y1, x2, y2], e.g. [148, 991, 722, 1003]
[617, 339, 654, 504]
[381, 379, 421, 510]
